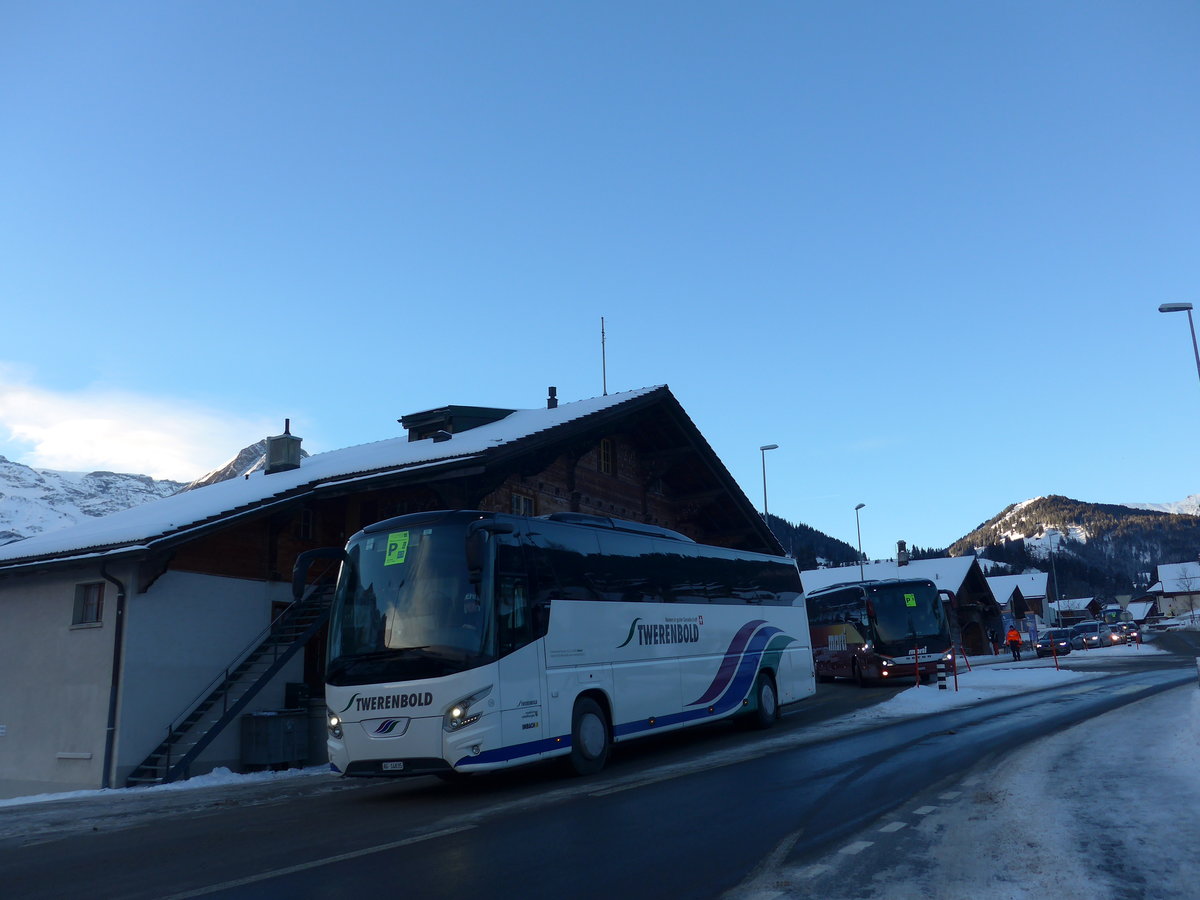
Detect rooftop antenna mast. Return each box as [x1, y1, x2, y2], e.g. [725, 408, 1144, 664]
[601, 316, 608, 396]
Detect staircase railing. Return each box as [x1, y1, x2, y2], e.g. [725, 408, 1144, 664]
[126, 561, 340, 786]
[159, 592, 332, 783]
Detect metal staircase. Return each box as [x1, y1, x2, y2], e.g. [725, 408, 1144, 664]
[124, 585, 333, 787]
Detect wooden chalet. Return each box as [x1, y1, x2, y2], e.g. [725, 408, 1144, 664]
[0, 385, 779, 799]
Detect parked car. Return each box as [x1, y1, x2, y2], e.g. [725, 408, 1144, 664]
[1034, 628, 1073, 657]
[1070, 621, 1119, 650]
[1112, 621, 1141, 642]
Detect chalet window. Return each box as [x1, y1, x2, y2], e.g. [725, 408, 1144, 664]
[599, 439, 616, 476]
[296, 508, 315, 541]
[72, 582, 104, 626]
[511, 493, 535, 517]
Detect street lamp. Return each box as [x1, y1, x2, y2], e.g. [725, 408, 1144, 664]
[1158, 302, 1200, 393]
[854, 503, 866, 581]
[759, 444, 778, 520]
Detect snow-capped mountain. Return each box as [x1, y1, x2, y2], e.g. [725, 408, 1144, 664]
[179, 438, 307, 491]
[0, 456, 185, 545]
[1125, 494, 1200, 517]
[948, 494, 1200, 599]
[0, 440, 308, 545]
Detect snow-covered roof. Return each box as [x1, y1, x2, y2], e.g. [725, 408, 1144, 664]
[801, 556, 979, 595]
[1156, 561, 1200, 594]
[986, 573, 1049, 605]
[1049, 597, 1094, 611]
[0, 386, 664, 568]
[1126, 599, 1157, 619]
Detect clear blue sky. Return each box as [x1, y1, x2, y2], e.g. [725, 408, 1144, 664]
[1, 2, 1197, 560]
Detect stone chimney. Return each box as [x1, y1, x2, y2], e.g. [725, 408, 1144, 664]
[265, 419, 302, 475]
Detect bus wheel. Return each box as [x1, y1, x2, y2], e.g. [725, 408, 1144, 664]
[749, 671, 779, 729]
[569, 697, 610, 776]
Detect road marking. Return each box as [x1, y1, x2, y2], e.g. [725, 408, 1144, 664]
[939, 791, 962, 800]
[879, 821, 907, 833]
[913, 805, 938, 815]
[1063, 684, 1102, 694]
[840, 840, 874, 855]
[962, 776, 982, 786]
[1113, 684, 1148, 694]
[797, 863, 832, 879]
[160, 825, 476, 898]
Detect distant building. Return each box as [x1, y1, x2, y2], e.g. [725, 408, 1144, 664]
[986, 572, 1050, 621]
[1047, 596, 1099, 624]
[1124, 596, 1161, 624]
[1150, 561, 1200, 620]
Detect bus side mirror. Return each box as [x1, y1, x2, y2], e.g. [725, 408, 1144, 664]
[292, 547, 347, 601]
[466, 521, 515, 584]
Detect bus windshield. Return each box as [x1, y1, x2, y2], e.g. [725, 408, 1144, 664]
[327, 522, 495, 686]
[868, 582, 947, 650]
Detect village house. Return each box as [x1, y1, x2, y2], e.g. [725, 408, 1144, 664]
[1123, 596, 1162, 625]
[1047, 596, 1101, 624]
[0, 386, 782, 800]
[1148, 561, 1200, 622]
[985, 572, 1050, 622]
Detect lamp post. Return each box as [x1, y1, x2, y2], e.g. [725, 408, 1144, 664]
[759, 444, 778, 520]
[854, 503, 866, 581]
[1158, 303, 1200, 393]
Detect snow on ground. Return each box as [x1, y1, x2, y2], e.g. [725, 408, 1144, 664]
[2, 630, 1194, 900]
[812, 656, 1200, 900]
[0, 761, 330, 810]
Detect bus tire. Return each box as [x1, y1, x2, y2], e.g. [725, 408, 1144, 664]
[569, 697, 610, 776]
[749, 671, 779, 729]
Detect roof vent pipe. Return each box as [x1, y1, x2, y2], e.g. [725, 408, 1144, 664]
[548, 386, 558, 409]
[897, 540, 909, 566]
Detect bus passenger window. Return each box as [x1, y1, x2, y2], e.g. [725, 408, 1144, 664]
[495, 541, 535, 654]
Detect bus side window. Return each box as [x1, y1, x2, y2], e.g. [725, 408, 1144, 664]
[535, 532, 604, 602]
[525, 540, 559, 637]
[495, 539, 536, 654]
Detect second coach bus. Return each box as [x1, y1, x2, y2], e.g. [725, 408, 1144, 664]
[805, 577, 953, 686]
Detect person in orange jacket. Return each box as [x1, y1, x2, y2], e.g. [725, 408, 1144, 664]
[1006, 626, 1022, 661]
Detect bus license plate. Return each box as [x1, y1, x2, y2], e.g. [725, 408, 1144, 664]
[382, 761, 405, 772]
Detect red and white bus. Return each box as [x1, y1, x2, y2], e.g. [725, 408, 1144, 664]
[805, 577, 953, 686]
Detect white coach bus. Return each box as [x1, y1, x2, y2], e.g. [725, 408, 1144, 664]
[293, 509, 814, 779]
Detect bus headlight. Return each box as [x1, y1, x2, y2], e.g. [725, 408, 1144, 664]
[327, 708, 344, 740]
[443, 685, 493, 733]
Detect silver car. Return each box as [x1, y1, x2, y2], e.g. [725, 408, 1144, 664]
[1070, 621, 1119, 650]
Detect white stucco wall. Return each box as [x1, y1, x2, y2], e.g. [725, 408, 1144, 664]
[0, 564, 123, 799]
[0, 564, 309, 801]
[116, 570, 304, 784]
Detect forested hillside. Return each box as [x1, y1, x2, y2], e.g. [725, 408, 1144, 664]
[765, 514, 861, 569]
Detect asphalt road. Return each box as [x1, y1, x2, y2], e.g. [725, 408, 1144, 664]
[2, 635, 1194, 900]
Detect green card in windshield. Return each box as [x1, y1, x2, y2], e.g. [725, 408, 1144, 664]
[904, 593, 916, 607]
[384, 531, 410, 566]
